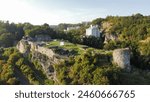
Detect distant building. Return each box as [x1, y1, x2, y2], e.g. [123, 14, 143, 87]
[65, 26, 80, 31]
[86, 25, 101, 37]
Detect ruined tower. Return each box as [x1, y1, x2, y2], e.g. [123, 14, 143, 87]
[113, 48, 131, 71]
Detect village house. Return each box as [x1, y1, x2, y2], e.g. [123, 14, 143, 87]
[86, 25, 101, 37]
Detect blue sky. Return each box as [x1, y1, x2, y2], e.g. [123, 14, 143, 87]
[0, 0, 150, 25]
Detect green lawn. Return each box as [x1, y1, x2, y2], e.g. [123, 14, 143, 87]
[45, 40, 112, 55]
[45, 40, 86, 55]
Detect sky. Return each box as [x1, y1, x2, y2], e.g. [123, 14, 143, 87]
[0, 0, 150, 25]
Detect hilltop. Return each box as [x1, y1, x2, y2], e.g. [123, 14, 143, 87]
[0, 13, 150, 85]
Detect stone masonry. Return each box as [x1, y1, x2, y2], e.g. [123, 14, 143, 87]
[113, 48, 131, 71]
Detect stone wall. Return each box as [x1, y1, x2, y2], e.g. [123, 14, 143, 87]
[113, 48, 131, 71]
[28, 41, 55, 59]
[16, 39, 59, 81]
[17, 39, 63, 63]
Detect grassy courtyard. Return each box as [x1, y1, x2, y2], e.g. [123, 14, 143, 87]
[44, 40, 112, 56]
[45, 40, 86, 55]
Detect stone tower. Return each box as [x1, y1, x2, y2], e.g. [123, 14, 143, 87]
[113, 48, 131, 71]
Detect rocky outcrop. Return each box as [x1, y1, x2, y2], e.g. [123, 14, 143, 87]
[113, 48, 131, 71]
[104, 33, 118, 43]
[31, 51, 58, 82]
[16, 39, 60, 82]
[17, 39, 58, 60]
[16, 40, 30, 55]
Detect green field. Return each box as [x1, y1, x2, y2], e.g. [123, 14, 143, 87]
[45, 40, 86, 55]
[45, 40, 112, 55]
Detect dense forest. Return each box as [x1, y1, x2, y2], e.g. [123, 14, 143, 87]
[0, 48, 54, 85]
[0, 22, 55, 84]
[54, 50, 150, 85]
[0, 13, 150, 85]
